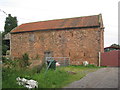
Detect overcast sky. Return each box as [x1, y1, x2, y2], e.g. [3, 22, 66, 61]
[0, 0, 119, 47]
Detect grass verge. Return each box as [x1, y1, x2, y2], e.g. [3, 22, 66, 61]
[2, 65, 101, 88]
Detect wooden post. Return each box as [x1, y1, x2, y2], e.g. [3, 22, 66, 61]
[98, 52, 101, 67]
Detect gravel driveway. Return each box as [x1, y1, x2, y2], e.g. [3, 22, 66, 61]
[64, 67, 118, 88]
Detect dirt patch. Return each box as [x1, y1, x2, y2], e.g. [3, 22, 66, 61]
[66, 71, 77, 75]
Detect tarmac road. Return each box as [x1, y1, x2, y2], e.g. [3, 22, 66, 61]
[64, 67, 119, 88]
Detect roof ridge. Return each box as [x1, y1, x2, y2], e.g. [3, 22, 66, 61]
[22, 14, 100, 25]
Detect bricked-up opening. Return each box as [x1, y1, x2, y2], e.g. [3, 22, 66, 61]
[84, 53, 85, 56]
[44, 51, 53, 58]
[69, 52, 70, 56]
[71, 33, 73, 37]
[29, 34, 35, 42]
[59, 35, 61, 38]
[70, 31, 74, 37]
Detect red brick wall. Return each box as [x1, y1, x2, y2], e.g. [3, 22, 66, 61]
[101, 50, 119, 66]
[10, 27, 103, 65]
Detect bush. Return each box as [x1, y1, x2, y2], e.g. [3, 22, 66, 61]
[22, 53, 30, 67]
[2, 44, 9, 55]
[22, 53, 29, 61]
[2, 57, 20, 68]
[2, 57, 7, 63]
[2, 64, 100, 88]
[2, 57, 11, 63]
[86, 64, 96, 67]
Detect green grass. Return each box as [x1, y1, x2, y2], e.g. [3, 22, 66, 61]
[2, 64, 101, 88]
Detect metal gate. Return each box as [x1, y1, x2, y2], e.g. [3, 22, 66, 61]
[46, 57, 70, 66]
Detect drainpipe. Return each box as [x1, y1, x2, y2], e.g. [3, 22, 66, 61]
[98, 52, 101, 67]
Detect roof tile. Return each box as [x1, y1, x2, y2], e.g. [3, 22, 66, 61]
[11, 15, 100, 33]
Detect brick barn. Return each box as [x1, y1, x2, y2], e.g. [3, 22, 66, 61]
[10, 14, 104, 65]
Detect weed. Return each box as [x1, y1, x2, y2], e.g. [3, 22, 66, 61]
[22, 53, 30, 67]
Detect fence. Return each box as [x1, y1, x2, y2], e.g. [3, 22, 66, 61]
[101, 50, 120, 67]
[45, 57, 70, 66]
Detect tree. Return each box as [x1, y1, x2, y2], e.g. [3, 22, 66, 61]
[110, 44, 120, 48]
[4, 14, 18, 34]
[2, 14, 18, 55]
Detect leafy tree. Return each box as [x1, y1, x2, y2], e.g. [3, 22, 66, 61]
[4, 14, 18, 34]
[110, 44, 120, 48]
[2, 14, 18, 55]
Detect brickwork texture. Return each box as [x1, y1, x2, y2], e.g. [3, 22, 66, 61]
[10, 14, 104, 65]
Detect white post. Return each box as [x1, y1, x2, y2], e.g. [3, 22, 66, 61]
[69, 57, 70, 65]
[64, 58, 65, 66]
[98, 52, 101, 67]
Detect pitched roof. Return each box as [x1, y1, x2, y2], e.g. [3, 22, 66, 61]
[11, 14, 102, 33]
[104, 46, 120, 49]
